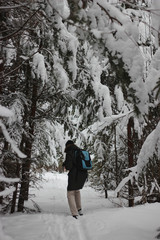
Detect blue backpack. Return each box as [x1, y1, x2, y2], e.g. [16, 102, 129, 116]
[75, 149, 92, 171]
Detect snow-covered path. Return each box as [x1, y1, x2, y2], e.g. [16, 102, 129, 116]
[1, 172, 160, 240]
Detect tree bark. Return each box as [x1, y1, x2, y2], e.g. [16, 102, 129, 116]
[17, 77, 38, 212]
[105, 189, 108, 199]
[17, 159, 31, 211]
[127, 117, 134, 207]
[114, 125, 118, 187]
[10, 162, 20, 213]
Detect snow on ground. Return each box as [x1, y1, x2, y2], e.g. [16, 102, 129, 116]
[1, 172, 160, 240]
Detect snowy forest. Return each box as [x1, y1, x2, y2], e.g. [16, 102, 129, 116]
[0, 0, 160, 214]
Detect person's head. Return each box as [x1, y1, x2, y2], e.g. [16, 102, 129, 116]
[65, 140, 74, 148]
[64, 140, 75, 152]
[65, 140, 79, 152]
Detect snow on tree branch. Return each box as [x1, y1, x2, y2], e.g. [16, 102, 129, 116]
[88, 110, 133, 134]
[136, 120, 160, 175]
[89, 0, 149, 115]
[115, 121, 160, 194]
[0, 120, 26, 159]
[46, 0, 70, 19]
[151, 0, 160, 47]
[0, 187, 16, 197]
[114, 166, 137, 196]
[146, 48, 160, 100]
[0, 105, 13, 118]
[0, 176, 19, 183]
[32, 52, 48, 84]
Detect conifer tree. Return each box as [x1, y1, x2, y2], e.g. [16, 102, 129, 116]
[1, 0, 160, 213]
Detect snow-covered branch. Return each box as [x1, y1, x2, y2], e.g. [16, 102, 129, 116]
[0, 187, 16, 197]
[0, 120, 26, 158]
[115, 121, 160, 194]
[46, 0, 70, 19]
[0, 106, 13, 118]
[0, 176, 19, 183]
[114, 167, 137, 196]
[88, 110, 133, 134]
[136, 120, 160, 176]
[32, 52, 48, 84]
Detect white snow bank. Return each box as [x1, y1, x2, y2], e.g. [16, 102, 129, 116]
[1, 172, 160, 240]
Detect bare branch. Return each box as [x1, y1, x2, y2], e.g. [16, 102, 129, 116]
[0, 7, 41, 41]
[96, 2, 122, 26]
[0, 4, 27, 10]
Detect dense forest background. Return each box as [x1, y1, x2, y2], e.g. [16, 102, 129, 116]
[0, 0, 160, 213]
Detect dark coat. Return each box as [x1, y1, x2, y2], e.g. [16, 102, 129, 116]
[63, 144, 88, 191]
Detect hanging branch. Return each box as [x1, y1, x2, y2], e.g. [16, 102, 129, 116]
[0, 119, 26, 158]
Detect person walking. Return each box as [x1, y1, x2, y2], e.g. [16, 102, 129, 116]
[63, 140, 88, 219]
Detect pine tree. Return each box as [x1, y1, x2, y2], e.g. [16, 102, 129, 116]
[1, 0, 160, 213]
[0, 0, 81, 212]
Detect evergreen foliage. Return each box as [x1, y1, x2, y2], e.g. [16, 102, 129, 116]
[0, 0, 160, 212]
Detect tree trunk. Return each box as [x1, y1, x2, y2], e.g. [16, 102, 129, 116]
[10, 182, 19, 213]
[105, 189, 108, 198]
[17, 159, 31, 211]
[114, 125, 118, 187]
[17, 78, 38, 212]
[0, 141, 9, 204]
[127, 117, 134, 207]
[10, 162, 20, 213]
[104, 179, 108, 198]
[0, 57, 3, 94]
[0, 184, 4, 204]
[0, 58, 4, 204]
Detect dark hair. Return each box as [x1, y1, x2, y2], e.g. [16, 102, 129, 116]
[65, 140, 74, 147]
